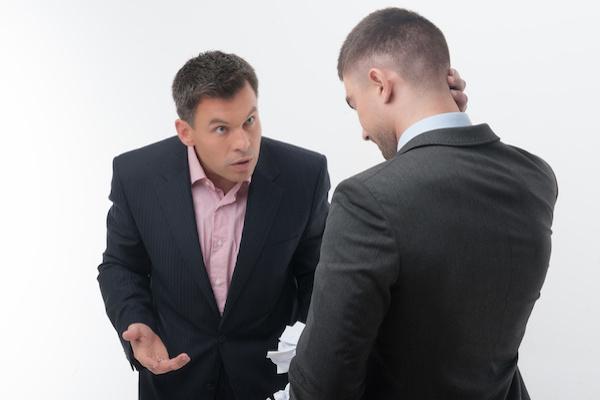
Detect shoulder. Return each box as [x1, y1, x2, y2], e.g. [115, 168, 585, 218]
[333, 152, 431, 219]
[114, 136, 182, 165]
[505, 144, 555, 177]
[260, 137, 327, 180]
[262, 137, 326, 167]
[112, 136, 184, 177]
[332, 161, 391, 213]
[340, 156, 407, 197]
[504, 143, 558, 198]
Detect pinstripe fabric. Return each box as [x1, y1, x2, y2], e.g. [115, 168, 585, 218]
[98, 136, 330, 400]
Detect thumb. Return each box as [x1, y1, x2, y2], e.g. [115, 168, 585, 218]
[122, 325, 143, 342]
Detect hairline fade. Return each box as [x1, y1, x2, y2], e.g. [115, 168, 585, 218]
[337, 8, 450, 87]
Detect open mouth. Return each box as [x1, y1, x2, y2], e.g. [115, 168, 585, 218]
[232, 158, 252, 166]
[230, 158, 253, 171]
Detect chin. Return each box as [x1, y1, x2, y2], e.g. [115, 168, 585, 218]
[378, 145, 397, 161]
[231, 171, 252, 182]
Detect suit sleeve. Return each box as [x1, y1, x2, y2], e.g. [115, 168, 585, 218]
[290, 155, 330, 323]
[289, 177, 400, 400]
[97, 158, 158, 370]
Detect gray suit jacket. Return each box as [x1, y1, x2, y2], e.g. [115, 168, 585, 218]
[289, 124, 557, 400]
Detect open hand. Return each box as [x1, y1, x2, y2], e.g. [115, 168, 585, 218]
[122, 323, 190, 375]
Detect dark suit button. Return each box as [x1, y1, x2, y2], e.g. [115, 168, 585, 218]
[218, 335, 226, 344]
[206, 382, 215, 390]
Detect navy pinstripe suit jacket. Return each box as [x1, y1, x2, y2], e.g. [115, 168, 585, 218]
[98, 136, 330, 400]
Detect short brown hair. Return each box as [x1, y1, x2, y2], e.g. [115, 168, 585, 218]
[337, 8, 450, 86]
[172, 51, 258, 125]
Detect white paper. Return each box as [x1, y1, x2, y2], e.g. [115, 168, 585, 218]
[279, 321, 305, 345]
[266, 322, 306, 399]
[266, 347, 296, 374]
[271, 383, 290, 400]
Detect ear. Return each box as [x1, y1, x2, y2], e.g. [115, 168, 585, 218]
[368, 68, 394, 104]
[175, 119, 194, 146]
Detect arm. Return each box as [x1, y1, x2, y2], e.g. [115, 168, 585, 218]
[98, 157, 192, 373]
[97, 157, 158, 369]
[291, 156, 330, 323]
[289, 177, 400, 400]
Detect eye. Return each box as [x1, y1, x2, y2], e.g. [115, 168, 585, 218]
[214, 126, 228, 134]
[245, 115, 256, 126]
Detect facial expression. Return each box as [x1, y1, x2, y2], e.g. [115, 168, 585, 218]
[176, 82, 261, 193]
[343, 72, 398, 160]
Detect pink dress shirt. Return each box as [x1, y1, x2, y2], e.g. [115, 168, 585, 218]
[187, 146, 250, 314]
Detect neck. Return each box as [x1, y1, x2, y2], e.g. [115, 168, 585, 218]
[209, 174, 237, 195]
[394, 90, 460, 140]
[200, 163, 237, 194]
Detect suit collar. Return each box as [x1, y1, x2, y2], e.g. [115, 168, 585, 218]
[397, 123, 500, 156]
[397, 112, 472, 151]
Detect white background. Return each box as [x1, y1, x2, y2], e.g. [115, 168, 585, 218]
[1, 0, 598, 398]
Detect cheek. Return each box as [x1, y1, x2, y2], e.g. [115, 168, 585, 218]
[250, 125, 262, 147]
[357, 107, 375, 131]
[365, 103, 387, 130]
[252, 121, 262, 136]
[196, 142, 227, 169]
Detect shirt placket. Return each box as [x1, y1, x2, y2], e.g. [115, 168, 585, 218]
[210, 190, 239, 313]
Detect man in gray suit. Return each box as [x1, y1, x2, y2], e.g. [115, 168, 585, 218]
[289, 8, 557, 400]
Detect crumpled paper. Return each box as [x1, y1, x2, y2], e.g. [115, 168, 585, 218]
[266, 321, 305, 400]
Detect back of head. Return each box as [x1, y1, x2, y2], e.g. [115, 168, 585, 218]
[172, 51, 258, 125]
[337, 8, 450, 90]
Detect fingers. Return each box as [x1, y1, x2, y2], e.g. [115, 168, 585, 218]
[144, 353, 191, 375]
[165, 353, 191, 371]
[448, 68, 468, 111]
[448, 68, 466, 92]
[450, 90, 468, 112]
[122, 324, 190, 375]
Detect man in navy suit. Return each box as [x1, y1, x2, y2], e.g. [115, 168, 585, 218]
[98, 51, 330, 400]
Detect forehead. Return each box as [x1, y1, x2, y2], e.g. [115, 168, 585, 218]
[195, 83, 257, 122]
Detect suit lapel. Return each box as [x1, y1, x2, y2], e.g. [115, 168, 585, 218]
[221, 143, 283, 324]
[153, 143, 220, 317]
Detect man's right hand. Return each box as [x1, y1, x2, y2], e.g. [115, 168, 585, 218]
[122, 323, 191, 375]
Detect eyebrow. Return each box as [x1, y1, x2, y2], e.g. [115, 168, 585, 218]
[345, 97, 355, 110]
[208, 118, 229, 126]
[246, 106, 257, 117]
[208, 106, 258, 126]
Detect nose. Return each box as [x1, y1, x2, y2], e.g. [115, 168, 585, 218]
[232, 128, 251, 152]
[362, 129, 370, 141]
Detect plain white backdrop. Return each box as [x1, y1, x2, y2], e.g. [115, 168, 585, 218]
[1, 0, 598, 398]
